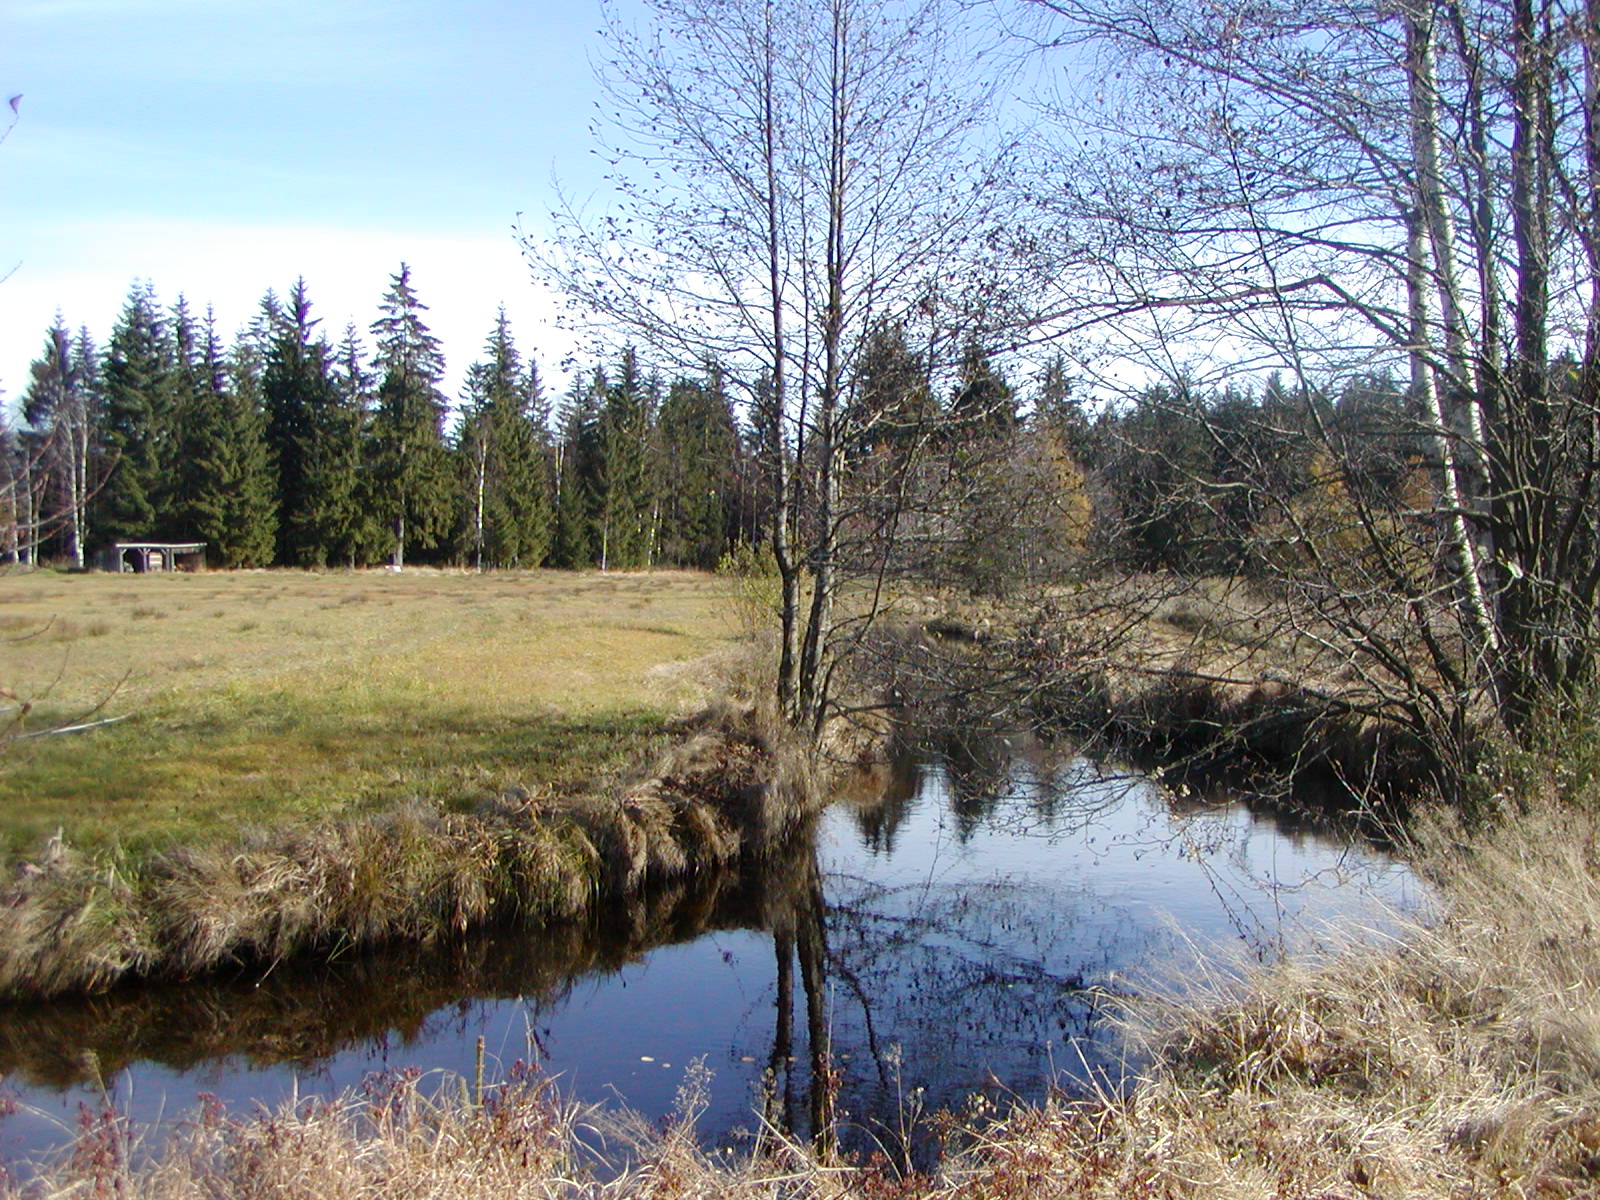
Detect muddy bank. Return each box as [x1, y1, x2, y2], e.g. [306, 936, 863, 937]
[0, 705, 840, 1003]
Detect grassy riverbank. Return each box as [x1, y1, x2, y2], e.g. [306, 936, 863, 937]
[0, 568, 831, 999]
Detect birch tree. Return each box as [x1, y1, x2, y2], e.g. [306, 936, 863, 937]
[1018, 0, 1600, 765]
[21, 316, 99, 568]
[537, 0, 1014, 736]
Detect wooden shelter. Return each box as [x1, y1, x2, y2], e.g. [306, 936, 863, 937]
[98, 542, 207, 573]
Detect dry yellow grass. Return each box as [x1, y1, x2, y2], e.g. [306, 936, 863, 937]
[5, 1060, 860, 1200]
[0, 568, 740, 860]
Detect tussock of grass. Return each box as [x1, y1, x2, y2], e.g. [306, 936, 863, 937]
[0, 805, 597, 999]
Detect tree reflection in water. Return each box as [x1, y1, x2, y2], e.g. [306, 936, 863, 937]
[760, 842, 833, 1151]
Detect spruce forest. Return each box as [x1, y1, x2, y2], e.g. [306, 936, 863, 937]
[7, 266, 751, 573]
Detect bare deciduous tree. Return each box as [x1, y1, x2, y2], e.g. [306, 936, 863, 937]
[534, 0, 1018, 738]
[1014, 0, 1600, 770]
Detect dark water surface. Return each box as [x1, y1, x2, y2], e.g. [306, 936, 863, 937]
[0, 747, 1420, 1164]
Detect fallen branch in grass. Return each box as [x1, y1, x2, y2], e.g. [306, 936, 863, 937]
[13, 713, 132, 739]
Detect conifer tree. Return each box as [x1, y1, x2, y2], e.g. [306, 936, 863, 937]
[219, 321, 279, 565]
[511, 357, 556, 566]
[526, 361, 553, 441]
[370, 265, 453, 568]
[174, 308, 277, 566]
[70, 329, 104, 554]
[458, 310, 552, 569]
[949, 341, 1016, 435]
[248, 290, 281, 359]
[597, 348, 653, 570]
[552, 369, 604, 568]
[849, 320, 933, 459]
[166, 295, 208, 540]
[98, 280, 177, 544]
[263, 280, 346, 565]
[317, 324, 379, 567]
[1033, 351, 1094, 466]
[656, 366, 738, 568]
[169, 294, 202, 393]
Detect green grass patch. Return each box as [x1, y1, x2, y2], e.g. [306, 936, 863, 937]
[1, 695, 667, 862]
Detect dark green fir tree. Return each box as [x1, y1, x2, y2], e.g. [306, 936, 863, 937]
[597, 348, 654, 570]
[177, 307, 277, 566]
[656, 365, 738, 568]
[98, 280, 179, 544]
[369, 264, 453, 567]
[318, 324, 380, 567]
[458, 309, 552, 568]
[552, 368, 604, 568]
[263, 280, 345, 564]
[948, 341, 1016, 435]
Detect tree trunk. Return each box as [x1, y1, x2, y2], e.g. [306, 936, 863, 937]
[758, 0, 802, 723]
[474, 433, 487, 572]
[796, 0, 851, 737]
[1495, 0, 1556, 729]
[797, 861, 833, 1153]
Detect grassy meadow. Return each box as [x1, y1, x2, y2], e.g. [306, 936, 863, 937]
[0, 568, 741, 863]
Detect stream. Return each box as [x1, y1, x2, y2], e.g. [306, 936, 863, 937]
[0, 741, 1421, 1165]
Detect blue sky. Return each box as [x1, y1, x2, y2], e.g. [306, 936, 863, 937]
[3, 0, 622, 408]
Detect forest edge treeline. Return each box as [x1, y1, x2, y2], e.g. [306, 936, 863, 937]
[4, 268, 750, 575]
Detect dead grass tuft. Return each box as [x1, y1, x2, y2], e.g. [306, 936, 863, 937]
[0, 802, 604, 998]
[9, 1061, 862, 1200]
